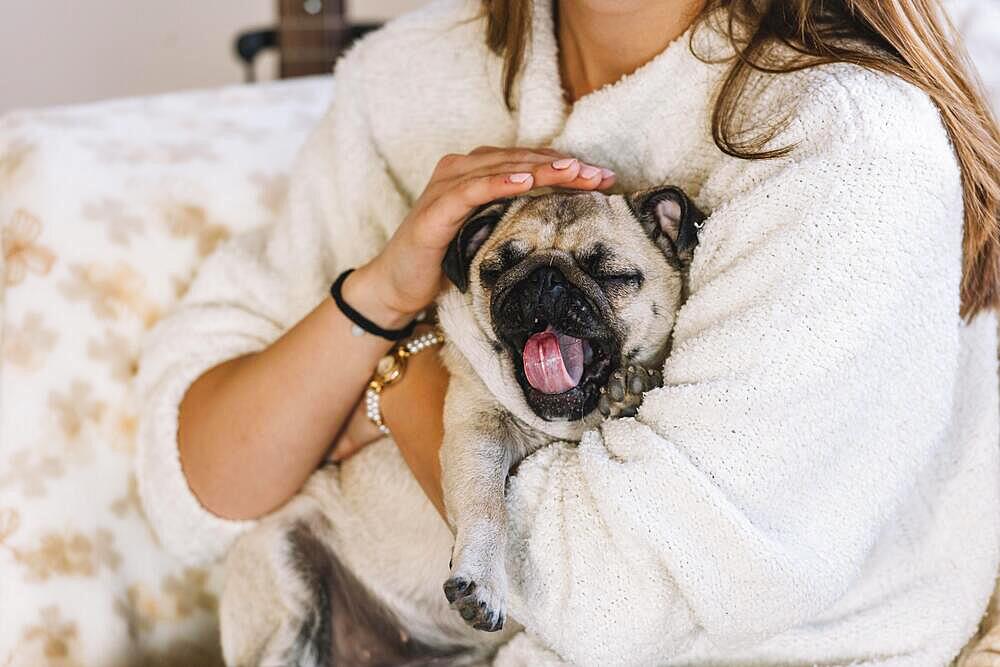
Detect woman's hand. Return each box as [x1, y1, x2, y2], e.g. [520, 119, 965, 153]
[328, 396, 384, 462]
[345, 147, 616, 327]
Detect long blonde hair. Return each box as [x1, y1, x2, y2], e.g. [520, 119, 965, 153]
[481, 0, 1000, 319]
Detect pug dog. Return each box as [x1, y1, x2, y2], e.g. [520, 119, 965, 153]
[218, 185, 705, 666]
[436, 186, 705, 632]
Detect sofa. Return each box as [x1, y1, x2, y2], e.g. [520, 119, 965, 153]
[0, 75, 333, 666]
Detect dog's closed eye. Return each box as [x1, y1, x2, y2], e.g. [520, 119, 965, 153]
[593, 271, 644, 290]
[577, 243, 643, 291]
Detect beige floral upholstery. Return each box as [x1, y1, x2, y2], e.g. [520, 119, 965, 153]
[0, 77, 332, 666]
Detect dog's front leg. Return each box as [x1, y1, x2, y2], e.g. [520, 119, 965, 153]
[443, 437, 510, 632]
[439, 378, 521, 632]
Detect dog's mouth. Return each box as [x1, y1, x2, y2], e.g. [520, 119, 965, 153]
[522, 326, 592, 394]
[499, 315, 616, 422]
[490, 262, 619, 421]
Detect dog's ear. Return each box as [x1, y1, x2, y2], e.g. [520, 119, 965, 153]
[442, 199, 512, 292]
[627, 186, 706, 260]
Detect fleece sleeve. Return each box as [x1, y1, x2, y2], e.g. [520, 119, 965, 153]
[501, 79, 966, 666]
[135, 48, 409, 565]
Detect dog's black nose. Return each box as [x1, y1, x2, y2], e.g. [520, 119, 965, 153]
[530, 266, 566, 292]
[527, 266, 568, 316]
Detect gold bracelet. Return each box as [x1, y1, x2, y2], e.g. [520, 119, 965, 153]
[364, 329, 445, 436]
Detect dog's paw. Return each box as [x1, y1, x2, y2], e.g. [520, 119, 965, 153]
[443, 572, 506, 632]
[598, 365, 662, 419]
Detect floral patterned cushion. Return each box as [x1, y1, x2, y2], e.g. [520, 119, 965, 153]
[0, 76, 332, 666]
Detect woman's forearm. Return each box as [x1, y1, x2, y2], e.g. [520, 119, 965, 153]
[178, 264, 411, 520]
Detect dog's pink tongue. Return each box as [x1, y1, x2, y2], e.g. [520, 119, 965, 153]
[523, 327, 585, 394]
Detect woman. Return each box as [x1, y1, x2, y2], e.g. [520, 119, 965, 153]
[136, 0, 1000, 664]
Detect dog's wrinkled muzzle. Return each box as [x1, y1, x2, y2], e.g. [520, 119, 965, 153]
[490, 254, 618, 421]
[513, 266, 586, 393]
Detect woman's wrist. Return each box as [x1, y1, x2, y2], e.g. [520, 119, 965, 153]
[341, 260, 421, 331]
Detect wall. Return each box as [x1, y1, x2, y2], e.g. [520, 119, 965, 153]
[0, 0, 426, 114]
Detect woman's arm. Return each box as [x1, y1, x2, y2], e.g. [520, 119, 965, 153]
[177, 266, 403, 520]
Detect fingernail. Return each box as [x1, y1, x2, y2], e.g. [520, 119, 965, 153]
[579, 165, 600, 179]
[552, 158, 576, 170]
[507, 172, 532, 184]
[599, 168, 615, 179]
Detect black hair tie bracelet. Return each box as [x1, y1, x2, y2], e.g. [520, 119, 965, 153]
[330, 269, 416, 342]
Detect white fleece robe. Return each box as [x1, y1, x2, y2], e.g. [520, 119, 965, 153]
[135, 1, 1000, 665]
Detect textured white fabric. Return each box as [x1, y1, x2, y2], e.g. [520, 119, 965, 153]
[136, 1, 1000, 665]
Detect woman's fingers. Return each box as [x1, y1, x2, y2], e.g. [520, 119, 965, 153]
[456, 157, 615, 192]
[532, 158, 615, 190]
[544, 160, 616, 191]
[460, 158, 576, 180]
[419, 147, 616, 251]
[468, 145, 567, 160]
[423, 159, 616, 237]
[467, 145, 505, 156]
[329, 400, 385, 461]
[328, 435, 359, 462]
[463, 148, 559, 172]
[434, 147, 575, 180]
[432, 147, 614, 195]
[596, 170, 617, 190]
[535, 147, 568, 158]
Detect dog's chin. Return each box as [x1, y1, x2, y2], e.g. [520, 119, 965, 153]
[498, 323, 617, 422]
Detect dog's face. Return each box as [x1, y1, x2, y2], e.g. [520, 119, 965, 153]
[443, 186, 705, 422]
